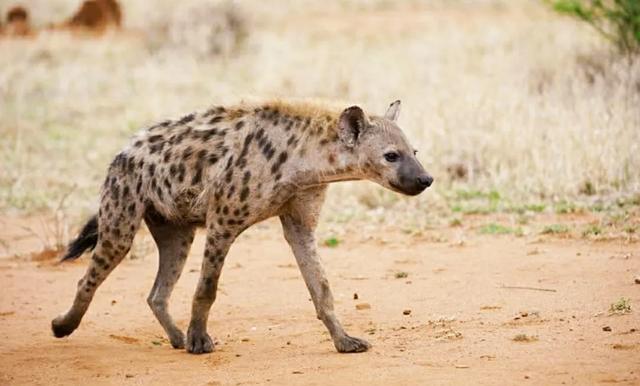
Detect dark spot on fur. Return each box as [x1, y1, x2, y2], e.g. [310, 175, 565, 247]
[226, 185, 236, 198]
[239, 187, 250, 201]
[111, 184, 120, 201]
[177, 164, 186, 183]
[208, 116, 223, 125]
[262, 142, 275, 160]
[225, 156, 234, 170]
[182, 146, 193, 160]
[178, 113, 195, 125]
[148, 134, 163, 143]
[278, 151, 288, 164]
[163, 150, 172, 163]
[192, 168, 202, 185]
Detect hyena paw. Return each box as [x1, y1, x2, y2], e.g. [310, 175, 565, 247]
[168, 330, 185, 349]
[51, 316, 79, 338]
[186, 328, 214, 354]
[334, 335, 371, 353]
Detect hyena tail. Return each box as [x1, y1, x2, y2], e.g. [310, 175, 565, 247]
[61, 214, 99, 261]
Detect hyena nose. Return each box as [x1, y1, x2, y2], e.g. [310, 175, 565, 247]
[417, 175, 433, 188]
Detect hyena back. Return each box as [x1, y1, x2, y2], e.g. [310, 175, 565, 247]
[52, 100, 433, 354]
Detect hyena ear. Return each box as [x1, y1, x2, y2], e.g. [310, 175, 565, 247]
[338, 106, 368, 148]
[384, 100, 401, 122]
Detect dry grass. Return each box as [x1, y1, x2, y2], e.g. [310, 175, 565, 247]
[1, 0, 638, 229]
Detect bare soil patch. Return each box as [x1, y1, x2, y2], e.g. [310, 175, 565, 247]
[0, 217, 638, 385]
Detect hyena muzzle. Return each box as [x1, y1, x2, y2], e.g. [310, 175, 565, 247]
[52, 99, 433, 354]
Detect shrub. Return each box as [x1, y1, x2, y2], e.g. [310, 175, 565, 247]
[550, 0, 640, 56]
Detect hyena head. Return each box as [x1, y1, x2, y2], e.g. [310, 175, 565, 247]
[338, 100, 433, 196]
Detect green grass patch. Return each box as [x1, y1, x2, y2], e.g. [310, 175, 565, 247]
[507, 203, 547, 214]
[324, 237, 340, 248]
[582, 224, 602, 237]
[449, 217, 462, 227]
[540, 224, 570, 235]
[554, 200, 583, 214]
[610, 297, 632, 314]
[450, 203, 498, 215]
[479, 223, 517, 235]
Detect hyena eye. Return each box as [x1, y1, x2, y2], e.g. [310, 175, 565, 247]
[384, 152, 400, 163]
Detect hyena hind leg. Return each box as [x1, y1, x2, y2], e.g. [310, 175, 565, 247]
[51, 199, 143, 338]
[145, 217, 195, 349]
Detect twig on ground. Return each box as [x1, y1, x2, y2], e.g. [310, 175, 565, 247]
[498, 284, 557, 292]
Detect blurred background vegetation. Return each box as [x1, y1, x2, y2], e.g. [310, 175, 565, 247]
[0, 0, 638, 239]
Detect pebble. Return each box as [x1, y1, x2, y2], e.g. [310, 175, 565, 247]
[634, 276, 640, 284]
[353, 293, 359, 300]
[602, 326, 612, 332]
[403, 309, 412, 315]
[356, 303, 371, 310]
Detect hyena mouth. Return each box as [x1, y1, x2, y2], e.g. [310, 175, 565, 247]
[388, 180, 425, 196]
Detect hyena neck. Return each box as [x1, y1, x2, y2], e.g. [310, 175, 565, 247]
[284, 117, 362, 188]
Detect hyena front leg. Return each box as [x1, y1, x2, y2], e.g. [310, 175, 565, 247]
[280, 187, 371, 353]
[185, 226, 236, 354]
[145, 217, 195, 349]
[52, 195, 143, 338]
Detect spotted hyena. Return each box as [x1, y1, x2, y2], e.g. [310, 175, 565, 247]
[52, 100, 433, 354]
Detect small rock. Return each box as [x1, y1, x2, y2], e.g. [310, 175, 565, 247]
[292, 371, 303, 374]
[403, 309, 412, 315]
[125, 374, 134, 378]
[602, 326, 612, 332]
[355, 303, 371, 310]
[634, 276, 640, 284]
[241, 338, 250, 342]
[353, 293, 359, 300]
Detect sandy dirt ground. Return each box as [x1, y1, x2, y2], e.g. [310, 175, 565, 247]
[0, 217, 638, 386]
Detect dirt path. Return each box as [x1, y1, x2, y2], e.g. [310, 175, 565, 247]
[0, 219, 638, 385]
